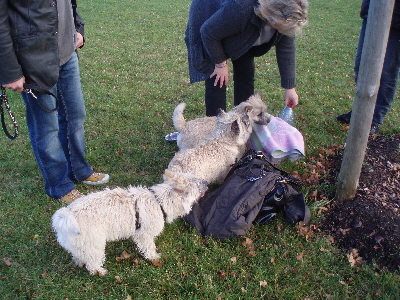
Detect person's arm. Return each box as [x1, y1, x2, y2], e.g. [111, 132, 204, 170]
[72, 0, 85, 48]
[275, 35, 298, 106]
[0, 1, 24, 88]
[200, 1, 249, 86]
[75, 31, 84, 49]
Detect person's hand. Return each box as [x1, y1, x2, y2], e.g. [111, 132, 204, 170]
[2, 77, 25, 93]
[284, 88, 299, 107]
[75, 32, 84, 49]
[210, 61, 229, 88]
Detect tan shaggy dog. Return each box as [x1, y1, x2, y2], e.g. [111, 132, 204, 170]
[168, 110, 253, 184]
[173, 93, 271, 152]
[51, 169, 208, 276]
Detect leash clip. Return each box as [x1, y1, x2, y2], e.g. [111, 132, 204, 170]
[23, 88, 38, 99]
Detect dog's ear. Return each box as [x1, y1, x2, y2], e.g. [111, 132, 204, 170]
[242, 103, 254, 115]
[230, 119, 240, 136]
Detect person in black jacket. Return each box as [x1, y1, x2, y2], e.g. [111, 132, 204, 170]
[336, 0, 400, 135]
[0, 0, 109, 203]
[185, 0, 309, 117]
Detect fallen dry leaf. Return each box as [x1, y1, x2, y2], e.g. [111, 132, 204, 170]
[307, 190, 318, 198]
[260, 280, 267, 288]
[347, 248, 363, 267]
[2, 257, 19, 267]
[247, 246, 256, 257]
[116, 250, 133, 262]
[296, 251, 305, 261]
[115, 275, 123, 283]
[151, 259, 162, 267]
[339, 228, 351, 235]
[133, 259, 140, 267]
[277, 222, 283, 232]
[242, 237, 253, 247]
[297, 222, 312, 241]
[217, 270, 227, 280]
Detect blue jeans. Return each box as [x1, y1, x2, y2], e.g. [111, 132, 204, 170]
[22, 52, 93, 198]
[355, 19, 400, 126]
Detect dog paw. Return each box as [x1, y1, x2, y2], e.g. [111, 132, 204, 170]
[146, 251, 161, 260]
[96, 267, 108, 277]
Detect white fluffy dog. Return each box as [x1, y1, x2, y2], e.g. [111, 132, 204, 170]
[168, 110, 253, 184]
[51, 169, 208, 276]
[173, 93, 271, 152]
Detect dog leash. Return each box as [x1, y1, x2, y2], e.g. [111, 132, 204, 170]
[22, 84, 59, 113]
[0, 86, 19, 140]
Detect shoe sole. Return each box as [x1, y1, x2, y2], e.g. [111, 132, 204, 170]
[83, 174, 110, 185]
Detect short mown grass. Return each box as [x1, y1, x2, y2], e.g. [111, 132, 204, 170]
[1, 0, 399, 299]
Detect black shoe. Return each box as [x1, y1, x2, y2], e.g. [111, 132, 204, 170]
[369, 124, 380, 136]
[336, 111, 352, 124]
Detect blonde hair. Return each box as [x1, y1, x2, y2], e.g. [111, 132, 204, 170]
[255, 0, 309, 36]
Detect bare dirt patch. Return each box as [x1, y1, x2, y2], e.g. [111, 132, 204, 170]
[305, 134, 400, 272]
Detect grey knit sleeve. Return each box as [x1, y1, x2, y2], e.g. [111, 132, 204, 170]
[275, 35, 296, 89]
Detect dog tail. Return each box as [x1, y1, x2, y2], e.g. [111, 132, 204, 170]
[172, 103, 187, 132]
[51, 207, 80, 236]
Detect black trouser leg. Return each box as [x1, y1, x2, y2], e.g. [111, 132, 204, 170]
[204, 77, 227, 117]
[232, 50, 255, 106]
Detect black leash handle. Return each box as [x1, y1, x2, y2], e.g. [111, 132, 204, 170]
[0, 87, 19, 140]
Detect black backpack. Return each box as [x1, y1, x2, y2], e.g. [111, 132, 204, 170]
[185, 150, 310, 239]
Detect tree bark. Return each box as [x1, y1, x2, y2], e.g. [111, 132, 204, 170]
[335, 0, 395, 201]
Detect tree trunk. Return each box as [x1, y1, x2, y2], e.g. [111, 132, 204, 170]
[335, 0, 395, 201]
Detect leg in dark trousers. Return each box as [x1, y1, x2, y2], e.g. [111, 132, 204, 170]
[205, 77, 227, 117]
[232, 50, 255, 106]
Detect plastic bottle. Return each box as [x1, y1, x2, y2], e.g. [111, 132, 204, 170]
[279, 104, 294, 126]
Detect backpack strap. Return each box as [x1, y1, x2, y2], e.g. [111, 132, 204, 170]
[232, 150, 302, 187]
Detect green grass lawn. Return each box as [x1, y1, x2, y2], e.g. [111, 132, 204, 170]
[1, 0, 399, 299]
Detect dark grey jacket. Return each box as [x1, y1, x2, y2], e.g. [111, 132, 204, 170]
[0, 0, 84, 92]
[185, 0, 296, 87]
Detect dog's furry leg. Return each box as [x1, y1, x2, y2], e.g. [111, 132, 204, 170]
[132, 234, 161, 260]
[172, 103, 187, 132]
[52, 208, 108, 276]
[80, 239, 108, 276]
[132, 198, 164, 260]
